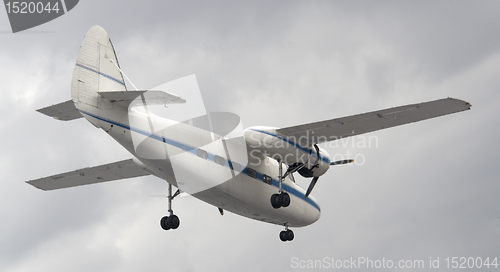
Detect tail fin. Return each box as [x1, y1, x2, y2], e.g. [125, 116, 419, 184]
[71, 25, 126, 108]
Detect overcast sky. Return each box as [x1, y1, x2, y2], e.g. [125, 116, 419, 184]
[1, 1, 499, 271]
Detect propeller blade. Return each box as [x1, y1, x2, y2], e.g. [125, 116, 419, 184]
[305, 176, 319, 199]
[330, 159, 354, 165]
[312, 144, 320, 168]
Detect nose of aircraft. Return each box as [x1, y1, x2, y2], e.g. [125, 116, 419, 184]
[289, 195, 321, 227]
[308, 198, 321, 224]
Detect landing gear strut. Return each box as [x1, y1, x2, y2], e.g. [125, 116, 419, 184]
[160, 183, 181, 230]
[279, 224, 294, 242]
[271, 160, 290, 209]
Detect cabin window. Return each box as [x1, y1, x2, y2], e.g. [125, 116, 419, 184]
[262, 174, 272, 185]
[196, 149, 208, 159]
[214, 155, 226, 166]
[247, 168, 258, 179]
[231, 161, 242, 172]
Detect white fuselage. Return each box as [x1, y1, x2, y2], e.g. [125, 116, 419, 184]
[77, 102, 321, 227]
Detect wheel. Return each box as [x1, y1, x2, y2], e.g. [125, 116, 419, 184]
[279, 231, 288, 241]
[271, 194, 281, 209]
[160, 216, 170, 230]
[285, 229, 294, 241]
[279, 193, 290, 207]
[168, 215, 180, 229]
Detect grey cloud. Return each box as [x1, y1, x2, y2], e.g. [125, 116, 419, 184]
[1, 1, 499, 271]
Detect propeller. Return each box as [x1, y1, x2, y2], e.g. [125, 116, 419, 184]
[312, 144, 320, 167]
[284, 144, 321, 179]
[330, 159, 354, 165]
[305, 176, 319, 199]
[304, 159, 354, 199]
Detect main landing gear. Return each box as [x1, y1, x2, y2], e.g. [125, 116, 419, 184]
[279, 224, 294, 242]
[271, 192, 290, 208]
[160, 183, 181, 230]
[271, 160, 290, 209]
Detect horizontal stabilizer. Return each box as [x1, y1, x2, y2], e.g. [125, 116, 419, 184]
[36, 100, 83, 121]
[98, 90, 186, 108]
[26, 159, 150, 191]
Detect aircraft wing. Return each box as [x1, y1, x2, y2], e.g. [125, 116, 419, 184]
[277, 98, 471, 146]
[26, 159, 150, 191]
[36, 100, 83, 121]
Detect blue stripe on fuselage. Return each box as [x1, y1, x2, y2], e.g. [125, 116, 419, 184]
[79, 110, 320, 211]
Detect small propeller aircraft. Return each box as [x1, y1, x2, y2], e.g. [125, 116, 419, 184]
[27, 26, 471, 242]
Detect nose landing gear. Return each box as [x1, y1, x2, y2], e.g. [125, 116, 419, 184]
[160, 183, 181, 230]
[160, 214, 180, 230]
[279, 224, 294, 242]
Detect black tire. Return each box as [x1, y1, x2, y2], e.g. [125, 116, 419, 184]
[168, 215, 180, 229]
[271, 194, 281, 209]
[285, 229, 294, 241]
[160, 216, 170, 230]
[279, 231, 287, 242]
[279, 193, 291, 207]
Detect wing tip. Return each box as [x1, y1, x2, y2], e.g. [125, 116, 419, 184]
[25, 180, 48, 191]
[447, 97, 472, 108]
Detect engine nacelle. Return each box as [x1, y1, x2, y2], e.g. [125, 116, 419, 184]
[244, 126, 331, 177]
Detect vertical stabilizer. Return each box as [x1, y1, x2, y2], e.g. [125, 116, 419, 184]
[71, 25, 126, 108]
